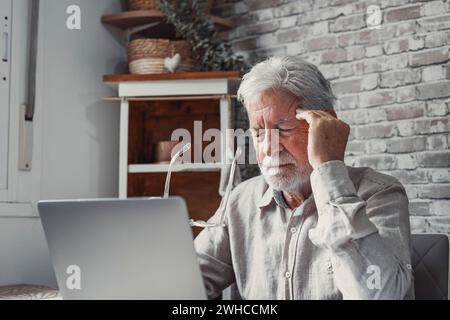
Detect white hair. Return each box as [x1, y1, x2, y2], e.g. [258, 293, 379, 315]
[237, 56, 336, 111]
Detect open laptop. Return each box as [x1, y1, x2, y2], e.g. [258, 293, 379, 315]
[38, 197, 207, 300]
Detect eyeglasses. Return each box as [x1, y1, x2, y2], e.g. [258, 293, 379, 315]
[189, 147, 242, 229]
[250, 116, 309, 143]
[163, 143, 242, 229]
[163, 142, 191, 199]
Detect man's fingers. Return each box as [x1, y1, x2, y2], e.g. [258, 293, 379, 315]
[295, 109, 321, 123]
[296, 108, 336, 121]
[311, 110, 335, 119]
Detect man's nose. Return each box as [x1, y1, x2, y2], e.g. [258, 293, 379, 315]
[262, 129, 283, 156]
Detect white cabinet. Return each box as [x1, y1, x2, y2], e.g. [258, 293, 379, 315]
[103, 73, 240, 199]
[0, 0, 12, 190]
[0, 0, 124, 207]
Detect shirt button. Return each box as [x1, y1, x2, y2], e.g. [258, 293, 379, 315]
[285, 272, 291, 279]
[406, 264, 412, 270]
[290, 227, 297, 234]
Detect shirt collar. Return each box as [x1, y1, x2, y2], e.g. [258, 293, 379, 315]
[258, 185, 316, 216]
[257, 185, 275, 208]
[273, 189, 290, 209]
[257, 186, 297, 209]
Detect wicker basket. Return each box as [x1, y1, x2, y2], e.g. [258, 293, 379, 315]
[127, 0, 214, 14]
[128, 39, 171, 61]
[128, 38, 198, 74]
[177, 62, 196, 72]
[128, 0, 160, 11]
[128, 39, 170, 74]
[170, 40, 195, 72]
[129, 58, 167, 74]
[171, 40, 192, 56]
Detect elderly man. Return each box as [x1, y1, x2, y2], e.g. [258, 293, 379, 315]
[194, 56, 413, 300]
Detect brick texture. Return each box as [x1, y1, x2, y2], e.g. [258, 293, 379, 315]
[215, 0, 450, 235]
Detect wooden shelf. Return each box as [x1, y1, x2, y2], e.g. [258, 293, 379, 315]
[103, 71, 241, 83]
[101, 10, 234, 35]
[103, 95, 236, 101]
[129, 163, 224, 173]
[108, 70, 237, 232]
[102, 10, 165, 29]
[103, 72, 241, 97]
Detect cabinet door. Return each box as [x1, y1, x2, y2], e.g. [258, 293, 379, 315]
[0, 0, 12, 190]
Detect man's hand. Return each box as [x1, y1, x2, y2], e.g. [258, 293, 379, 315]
[295, 109, 350, 170]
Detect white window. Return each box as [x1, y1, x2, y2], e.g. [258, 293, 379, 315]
[0, 0, 12, 190]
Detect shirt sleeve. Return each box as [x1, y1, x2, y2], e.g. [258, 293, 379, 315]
[194, 207, 235, 299]
[308, 160, 413, 300]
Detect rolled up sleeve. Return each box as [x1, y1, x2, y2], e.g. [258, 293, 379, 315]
[308, 160, 413, 300]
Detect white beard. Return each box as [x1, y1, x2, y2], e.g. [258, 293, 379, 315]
[259, 152, 309, 195]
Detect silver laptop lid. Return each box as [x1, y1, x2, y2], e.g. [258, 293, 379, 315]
[38, 197, 206, 300]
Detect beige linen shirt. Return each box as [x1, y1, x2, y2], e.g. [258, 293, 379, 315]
[194, 160, 414, 300]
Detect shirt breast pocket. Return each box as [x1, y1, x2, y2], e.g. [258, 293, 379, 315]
[309, 256, 334, 275]
[307, 257, 339, 299]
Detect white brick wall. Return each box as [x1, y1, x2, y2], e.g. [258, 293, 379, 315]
[215, 0, 450, 235]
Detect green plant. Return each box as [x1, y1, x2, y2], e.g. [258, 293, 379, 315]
[159, 0, 249, 73]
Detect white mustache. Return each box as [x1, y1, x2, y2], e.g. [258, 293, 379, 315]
[261, 153, 296, 168]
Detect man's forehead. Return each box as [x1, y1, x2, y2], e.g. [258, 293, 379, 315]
[249, 111, 298, 130]
[248, 90, 301, 125]
[250, 99, 299, 120]
[252, 108, 292, 121]
[250, 90, 300, 112]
